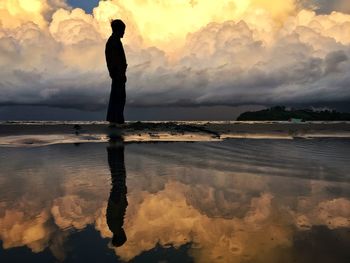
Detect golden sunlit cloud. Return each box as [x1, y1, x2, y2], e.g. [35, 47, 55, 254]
[92, 0, 297, 48]
[0, 0, 349, 109]
[0, 0, 48, 28]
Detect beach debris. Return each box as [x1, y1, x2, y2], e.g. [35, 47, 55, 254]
[73, 124, 82, 135]
[289, 118, 304, 123]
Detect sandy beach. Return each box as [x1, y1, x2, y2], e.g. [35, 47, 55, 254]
[0, 121, 350, 146]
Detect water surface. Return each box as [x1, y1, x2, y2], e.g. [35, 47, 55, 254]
[0, 139, 350, 262]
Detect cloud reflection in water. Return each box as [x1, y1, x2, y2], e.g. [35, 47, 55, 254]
[0, 140, 349, 262]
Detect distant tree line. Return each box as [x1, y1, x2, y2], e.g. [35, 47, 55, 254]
[237, 106, 350, 121]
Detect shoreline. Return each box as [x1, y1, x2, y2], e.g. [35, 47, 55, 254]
[1, 121, 350, 146]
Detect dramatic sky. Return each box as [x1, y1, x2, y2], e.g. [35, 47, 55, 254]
[0, 0, 350, 120]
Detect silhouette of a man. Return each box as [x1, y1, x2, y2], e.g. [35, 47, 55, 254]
[106, 138, 128, 247]
[105, 19, 127, 125]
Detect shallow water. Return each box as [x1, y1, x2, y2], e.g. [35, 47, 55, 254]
[0, 139, 350, 262]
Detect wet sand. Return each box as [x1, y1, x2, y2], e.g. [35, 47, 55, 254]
[0, 128, 349, 262]
[1, 140, 349, 262]
[0, 121, 350, 146]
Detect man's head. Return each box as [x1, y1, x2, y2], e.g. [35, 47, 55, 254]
[112, 228, 127, 247]
[111, 19, 126, 38]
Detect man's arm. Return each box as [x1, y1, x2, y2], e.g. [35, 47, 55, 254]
[105, 40, 117, 79]
[105, 39, 127, 81]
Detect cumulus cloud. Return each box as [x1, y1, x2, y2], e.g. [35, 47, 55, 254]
[0, 0, 350, 110]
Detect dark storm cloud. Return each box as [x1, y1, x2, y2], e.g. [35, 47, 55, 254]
[313, 0, 350, 14]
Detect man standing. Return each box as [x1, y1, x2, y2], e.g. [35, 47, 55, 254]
[105, 19, 127, 125]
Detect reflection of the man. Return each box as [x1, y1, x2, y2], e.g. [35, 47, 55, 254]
[106, 137, 128, 247]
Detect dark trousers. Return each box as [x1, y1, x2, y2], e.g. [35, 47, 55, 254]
[107, 79, 126, 123]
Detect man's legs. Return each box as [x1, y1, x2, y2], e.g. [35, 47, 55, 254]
[107, 80, 126, 124]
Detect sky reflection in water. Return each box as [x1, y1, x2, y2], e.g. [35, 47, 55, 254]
[0, 139, 350, 262]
